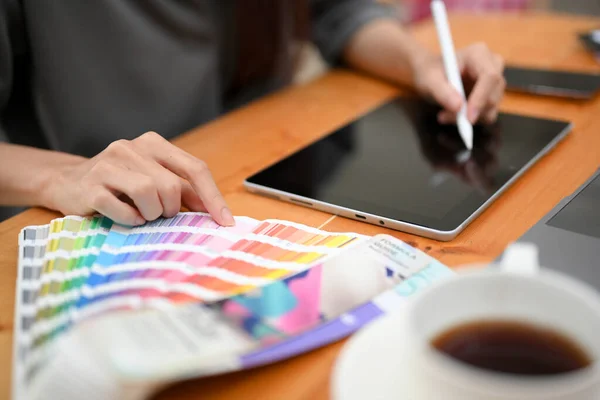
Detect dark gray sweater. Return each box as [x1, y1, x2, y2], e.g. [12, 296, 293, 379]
[0, 0, 392, 156]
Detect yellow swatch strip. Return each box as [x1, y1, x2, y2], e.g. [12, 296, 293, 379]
[324, 235, 350, 248]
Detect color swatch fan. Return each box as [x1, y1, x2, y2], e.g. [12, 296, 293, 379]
[13, 212, 454, 400]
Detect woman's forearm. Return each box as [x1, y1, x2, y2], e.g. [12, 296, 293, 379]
[0, 143, 85, 208]
[342, 18, 431, 88]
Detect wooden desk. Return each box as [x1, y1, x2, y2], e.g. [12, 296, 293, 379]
[1, 12, 599, 400]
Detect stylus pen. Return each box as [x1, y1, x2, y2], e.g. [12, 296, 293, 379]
[431, 0, 473, 150]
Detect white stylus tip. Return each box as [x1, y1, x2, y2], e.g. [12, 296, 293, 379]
[456, 149, 471, 163]
[457, 116, 473, 150]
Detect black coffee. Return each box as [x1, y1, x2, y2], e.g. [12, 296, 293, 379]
[431, 320, 592, 376]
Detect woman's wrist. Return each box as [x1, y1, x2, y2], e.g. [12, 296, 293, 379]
[0, 143, 87, 211]
[342, 17, 439, 91]
[37, 153, 86, 212]
[405, 42, 438, 88]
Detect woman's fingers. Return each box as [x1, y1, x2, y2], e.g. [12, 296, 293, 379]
[479, 78, 506, 124]
[70, 132, 231, 225]
[458, 43, 505, 124]
[132, 132, 234, 226]
[103, 139, 183, 218]
[415, 44, 505, 126]
[181, 179, 207, 212]
[87, 186, 143, 226]
[87, 160, 162, 222]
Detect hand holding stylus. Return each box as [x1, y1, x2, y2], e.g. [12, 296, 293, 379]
[411, 2, 505, 134]
[431, 0, 472, 149]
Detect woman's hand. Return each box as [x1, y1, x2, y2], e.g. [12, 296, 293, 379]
[47, 131, 234, 226]
[412, 42, 506, 125]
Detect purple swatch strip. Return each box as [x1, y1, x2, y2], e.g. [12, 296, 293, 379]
[240, 302, 383, 368]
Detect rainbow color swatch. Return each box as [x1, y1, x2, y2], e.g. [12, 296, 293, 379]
[14, 212, 365, 393]
[23, 233, 453, 400]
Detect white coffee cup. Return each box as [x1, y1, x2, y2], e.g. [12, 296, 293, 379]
[332, 243, 600, 400]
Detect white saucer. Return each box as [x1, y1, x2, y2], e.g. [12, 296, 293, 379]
[331, 311, 420, 400]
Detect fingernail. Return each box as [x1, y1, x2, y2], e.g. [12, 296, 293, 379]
[221, 207, 235, 226]
[135, 216, 146, 226]
[468, 107, 479, 124]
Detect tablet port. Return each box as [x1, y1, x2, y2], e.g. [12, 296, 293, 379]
[355, 214, 366, 220]
[290, 198, 313, 207]
[379, 220, 385, 225]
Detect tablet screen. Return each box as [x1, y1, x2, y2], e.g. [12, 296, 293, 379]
[246, 97, 570, 231]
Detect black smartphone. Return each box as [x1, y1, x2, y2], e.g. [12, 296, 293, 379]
[504, 65, 600, 99]
[579, 30, 600, 53]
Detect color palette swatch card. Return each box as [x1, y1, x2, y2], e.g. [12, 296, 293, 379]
[13, 212, 365, 400]
[15, 228, 455, 400]
[15, 215, 113, 390]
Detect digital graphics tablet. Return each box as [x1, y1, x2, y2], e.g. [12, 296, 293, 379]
[504, 66, 600, 99]
[244, 97, 572, 241]
[498, 168, 600, 291]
